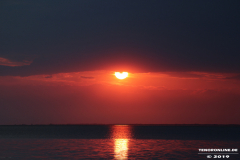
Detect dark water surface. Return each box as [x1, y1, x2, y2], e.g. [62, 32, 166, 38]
[0, 125, 239, 159]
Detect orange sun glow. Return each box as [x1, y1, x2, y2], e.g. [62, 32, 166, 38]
[115, 72, 128, 79]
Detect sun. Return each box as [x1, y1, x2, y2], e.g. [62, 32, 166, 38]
[115, 72, 128, 79]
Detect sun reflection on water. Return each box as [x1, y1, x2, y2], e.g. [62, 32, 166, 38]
[114, 139, 128, 159]
[111, 125, 132, 160]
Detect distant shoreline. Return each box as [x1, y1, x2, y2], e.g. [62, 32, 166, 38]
[0, 124, 239, 126]
[0, 124, 239, 140]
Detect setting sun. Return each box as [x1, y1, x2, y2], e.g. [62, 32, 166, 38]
[115, 72, 128, 79]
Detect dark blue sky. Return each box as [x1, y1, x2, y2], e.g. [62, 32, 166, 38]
[1, 0, 240, 76]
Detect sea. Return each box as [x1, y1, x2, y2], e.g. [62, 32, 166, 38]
[0, 125, 239, 159]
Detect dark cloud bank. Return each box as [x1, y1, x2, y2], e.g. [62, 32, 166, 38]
[1, 0, 240, 76]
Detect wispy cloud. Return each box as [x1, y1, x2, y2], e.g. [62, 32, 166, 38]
[225, 74, 240, 80]
[81, 76, 95, 79]
[45, 75, 53, 78]
[0, 57, 32, 67]
[1, 71, 240, 93]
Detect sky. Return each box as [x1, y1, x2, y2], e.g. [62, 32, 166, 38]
[0, 0, 240, 124]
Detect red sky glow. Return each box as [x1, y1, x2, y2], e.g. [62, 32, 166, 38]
[0, 71, 239, 124]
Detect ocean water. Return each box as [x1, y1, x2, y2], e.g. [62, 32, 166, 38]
[0, 125, 239, 159]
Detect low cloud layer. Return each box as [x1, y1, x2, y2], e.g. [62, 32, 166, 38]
[0, 57, 32, 67]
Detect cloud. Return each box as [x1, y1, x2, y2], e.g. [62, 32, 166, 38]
[0, 57, 32, 67]
[81, 76, 95, 79]
[165, 72, 205, 79]
[45, 75, 52, 78]
[225, 74, 240, 80]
